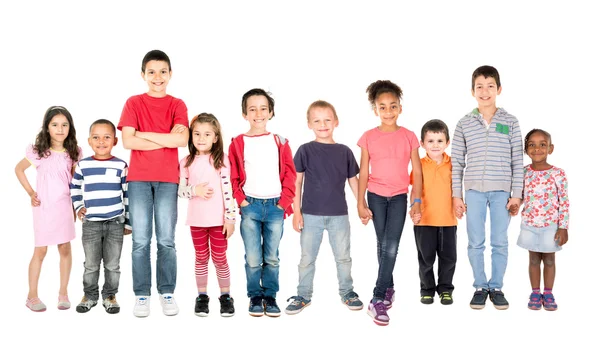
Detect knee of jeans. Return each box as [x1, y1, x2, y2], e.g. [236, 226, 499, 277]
[132, 240, 150, 253]
[84, 261, 101, 272]
[245, 253, 262, 268]
[103, 261, 120, 272]
[264, 256, 280, 267]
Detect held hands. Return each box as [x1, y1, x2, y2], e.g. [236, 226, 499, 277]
[508, 204, 520, 216]
[358, 204, 373, 225]
[506, 198, 522, 216]
[555, 228, 568, 246]
[293, 212, 304, 233]
[410, 203, 422, 225]
[453, 198, 466, 219]
[77, 207, 87, 221]
[222, 223, 235, 239]
[124, 228, 132, 235]
[194, 183, 214, 200]
[30, 191, 41, 207]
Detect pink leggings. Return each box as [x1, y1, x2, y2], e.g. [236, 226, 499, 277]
[190, 226, 230, 290]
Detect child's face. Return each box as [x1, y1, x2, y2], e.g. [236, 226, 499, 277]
[472, 75, 502, 108]
[421, 131, 449, 161]
[308, 107, 338, 142]
[373, 92, 402, 127]
[142, 60, 171, 97]
[192, 122, 218, 155]
[526, 132, 553, 165]
[88, 123, 117, 159]
[243, 95, 273, 132]
[48, 114, 70, 145]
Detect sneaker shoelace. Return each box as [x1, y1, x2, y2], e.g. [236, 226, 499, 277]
[162, 296, 174, 304]
[372, 301, 388, 317]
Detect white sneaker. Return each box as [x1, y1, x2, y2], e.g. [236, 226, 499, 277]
[160, 294, 179, 316]
[133, 296, 150, 317]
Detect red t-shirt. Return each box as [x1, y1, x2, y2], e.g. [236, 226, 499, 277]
[118, 93, 188, 183]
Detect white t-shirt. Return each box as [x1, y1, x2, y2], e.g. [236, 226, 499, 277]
[242, 134, 281, 198]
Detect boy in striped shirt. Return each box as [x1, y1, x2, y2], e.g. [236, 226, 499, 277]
[451, 65, 523, 310]
[71, 119, 131, 314]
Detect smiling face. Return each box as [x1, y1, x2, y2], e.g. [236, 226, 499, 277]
[142, 60, 171, 97]
[373, 92, 402, 128]
[192, 122, 218, 155]
[88, 123, 117, 159]
[421, 131, 449, 163]
[525, 131, 553, 167]
[308, 106, 338, 143]
[48, 114, 70, 147]
[243, 95, 273, 134]
[472, 75, 501, 109]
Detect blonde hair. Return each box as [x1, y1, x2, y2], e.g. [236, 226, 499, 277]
[306, 100, 339, 122]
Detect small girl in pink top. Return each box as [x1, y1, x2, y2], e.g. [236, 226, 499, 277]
[15, 106, 82, 312]
[178, 113, 237, 317]
[357, 80, 423, 326]
[512, 129, 569, 311]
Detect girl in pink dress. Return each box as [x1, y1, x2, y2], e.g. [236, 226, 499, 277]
[15, 106, 81, 312]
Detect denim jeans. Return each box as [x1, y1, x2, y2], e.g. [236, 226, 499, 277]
[81, 216, 125, 300]
[240, 196, 284, 298]
[128, 181, 178, 296]
[297, 214, 354, 300]
[367, 191, 407, 300]
[465, 190, 511, 290]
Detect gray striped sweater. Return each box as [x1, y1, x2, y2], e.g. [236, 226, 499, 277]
[451, 108, 523, 199]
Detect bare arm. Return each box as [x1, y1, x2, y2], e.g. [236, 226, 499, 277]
[135, 124, 188, 148]
[292, 172, 304, 233]
[15, 158, 40, 206]
[348, 175, 359, 200]
[409, 148, 423, 223]
[121, 126, 164, 151]
[357, 147, 373, 222]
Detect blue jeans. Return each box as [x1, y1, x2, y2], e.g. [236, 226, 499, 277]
[297, 214, 354, 300]
[81, 216, 125, 300]
[128, 181, 178, 296]
[367, 192, 407, 300]
[465, 190, 511, 290]
[240, 196, 284, 298]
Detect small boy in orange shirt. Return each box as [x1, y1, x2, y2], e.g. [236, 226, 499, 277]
[410, 119, 458, 305]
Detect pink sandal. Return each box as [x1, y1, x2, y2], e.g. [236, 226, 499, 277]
[58, 295, 71, 310]
[26, 298, 47, 312]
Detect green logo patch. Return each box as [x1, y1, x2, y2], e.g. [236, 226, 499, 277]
[495, 123, 509, 135]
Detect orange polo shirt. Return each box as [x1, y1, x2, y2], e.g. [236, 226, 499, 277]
[411, 152, 457, 227]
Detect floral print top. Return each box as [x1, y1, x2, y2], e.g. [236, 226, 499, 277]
[521, 165, 569, 229]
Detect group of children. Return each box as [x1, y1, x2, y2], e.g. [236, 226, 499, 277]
[15, 50, 570, 326]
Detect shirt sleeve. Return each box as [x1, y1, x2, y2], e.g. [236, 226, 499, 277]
[293, 145, 306, 173]
[70, 162, 84, 213]
[357, 130, 368, 150]
[555, 169, 569, 229]
[122, 163, 131, 231]
[347, 146, 360, 178]
[172, 99, 189, 127]
[451, 120, 466, 198]
[220, 156, 237, 223]
[25, 145, 41, 167]
[118, 96, 139, 131]
[510, 118, 524, 199]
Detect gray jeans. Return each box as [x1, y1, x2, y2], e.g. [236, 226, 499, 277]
[81, 216, 125, 300]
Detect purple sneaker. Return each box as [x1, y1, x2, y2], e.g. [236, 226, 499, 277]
[383, 288, 395, 309]
[367, 301, 389, 326]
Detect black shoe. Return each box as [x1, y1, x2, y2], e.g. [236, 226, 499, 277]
[489, 289, 509, 310]
[195, 294, 210, 317]
[439, 292, 453, 305]
[470, 289, 489, 309]
[263, 296, 281, 317]
[420, 295, 434, 304]
[249, 296, 264, 317]
[219, 294, 235, 317]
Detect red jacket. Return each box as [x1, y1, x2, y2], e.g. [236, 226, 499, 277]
[228, 133, 296, 218]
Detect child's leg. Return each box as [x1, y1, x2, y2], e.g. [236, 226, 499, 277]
[240, 198, 264, 298]
[191, 226, 211, 293]
[261, 200, 284, 298]
[28, 246, 48, 298]
[81, 221, 103, 300]
[208, 226, 230, 294]
[488, 191, 511, 290]
[102, 219, 125, 299]
[367, 192, 407, 301]
[528, 251, 542, 289]
[465, 190, 489, 289]
[153, 182, 178, 295]
[57, 242, 72, 297]
[436, 226, 457, 294]
[325, 215, 353, 299]
[297, 214, 325, 300]
[128, 181, 154, 296]
[414, 226, 438, 297]
[541, 253, 556, 289]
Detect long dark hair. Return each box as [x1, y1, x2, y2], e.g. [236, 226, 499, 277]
[185, 113, 225, 170]
[33, 106, 79, 162]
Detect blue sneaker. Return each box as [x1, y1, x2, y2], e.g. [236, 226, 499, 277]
[342, 291, 364, 310]
[285, 296, 311, 315]
[248, 296, 264, 317]
[263, 296, 281, 317]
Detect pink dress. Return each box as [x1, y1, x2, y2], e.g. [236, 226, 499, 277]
[26, 145, 81, 247]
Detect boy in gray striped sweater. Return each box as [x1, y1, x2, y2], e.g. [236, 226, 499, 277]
[71, 119, 131, 314]
[451, 65, 523, 310]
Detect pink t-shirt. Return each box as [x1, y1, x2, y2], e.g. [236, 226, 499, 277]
[357, 126, 419, 197]
[180, 154, 236, 227]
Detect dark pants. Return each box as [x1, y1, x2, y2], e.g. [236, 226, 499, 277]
[367, 192, 407, 300]
[413, 225, 457, 296]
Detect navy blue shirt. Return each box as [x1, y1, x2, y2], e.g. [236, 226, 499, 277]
[294, 141, 359, 216]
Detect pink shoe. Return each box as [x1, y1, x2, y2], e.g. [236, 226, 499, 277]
[26, 298, 47, 312]
[58, 295, 71, 310]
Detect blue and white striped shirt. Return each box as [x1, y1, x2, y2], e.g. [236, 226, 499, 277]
[70, 156, 130, 230]
[451, 108, 523, 199]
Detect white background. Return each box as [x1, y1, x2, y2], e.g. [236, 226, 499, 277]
[1, 1, 596, 357]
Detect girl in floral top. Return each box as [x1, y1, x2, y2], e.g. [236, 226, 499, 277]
[512, 129, 569, 311]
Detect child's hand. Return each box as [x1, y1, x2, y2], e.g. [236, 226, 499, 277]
[453, 198, 466, 219]
[124, 228, 132, 235]
[240, 200, 250, 208]
[360, 216, 370, 225]
[222, 223, 235, 239]
[194, 182, 214, 200]
[410, 204, 422, 225]
[30, 191, 41, 207]
[508, 204, 520, 216]
[358, 205, 373, 226]
[293, 213, 303, 233]
[171, 124, 186, 133]
[77, 207, 87, 221]
[506, 197, 522, 212]
[555, 228, 568, 246]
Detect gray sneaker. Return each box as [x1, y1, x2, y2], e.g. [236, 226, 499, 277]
[102, 295, 120, 314]
[76, 296, 97, 313]
[342, 291, 364, 310]
[469, 289, 489, 309]
[489, 289, 509, 310]
[285, 296, 311, 315]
